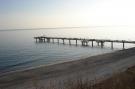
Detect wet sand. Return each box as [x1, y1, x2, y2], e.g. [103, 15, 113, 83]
[1, 47, 135, 89]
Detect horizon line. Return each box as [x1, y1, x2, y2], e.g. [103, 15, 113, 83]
[0, 25, 133, 31]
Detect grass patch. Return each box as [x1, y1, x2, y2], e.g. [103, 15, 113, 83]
[32, 66, 135, 89]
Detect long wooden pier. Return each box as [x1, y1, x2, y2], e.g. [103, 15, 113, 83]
[34, 36, 135, 49]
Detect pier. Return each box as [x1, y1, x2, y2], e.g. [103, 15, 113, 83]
[34, 36, 135, 49]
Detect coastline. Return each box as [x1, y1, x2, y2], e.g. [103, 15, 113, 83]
[1, 47, 135, 89]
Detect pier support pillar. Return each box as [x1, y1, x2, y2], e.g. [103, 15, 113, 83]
[43, 38, 45, 42]
[86, 42, 88, 46]
[39, 38, 43, 42]
[101, 41, 104, 48]
[69, 40, 71, 45]
[62, 39, 65, 44]
[123, 42, 125, 50]
[47, 38, 50, 43]
[97, 42, 100, 46]
[81, 40, 88, 46]
[111, 42, 113, 49]
[36, 38, 38, 42]
[81, 39, 84, 46]
[76, 40, 77, 46]
[92, 41, 94, 47]
[52, 39, 54, 43]
[81, 41, 83, 46]
[57, 39, 59, 44]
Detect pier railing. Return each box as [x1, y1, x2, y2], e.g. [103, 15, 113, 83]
[34, 36, 135, 49]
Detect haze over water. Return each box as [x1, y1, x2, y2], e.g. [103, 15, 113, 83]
[0, 27, 135, 75]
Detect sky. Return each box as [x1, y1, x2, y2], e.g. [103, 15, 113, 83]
[0, 0, 135, 29]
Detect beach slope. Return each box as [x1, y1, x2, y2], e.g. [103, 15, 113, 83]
[1, 48, 135, 89]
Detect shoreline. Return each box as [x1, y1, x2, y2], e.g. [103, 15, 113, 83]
[1, 48, 135, 89]
[0, 49, 115, 77]
[0, 46, 115, 76]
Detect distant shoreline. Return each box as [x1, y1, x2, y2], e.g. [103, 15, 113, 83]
[1, 47, 135, 89]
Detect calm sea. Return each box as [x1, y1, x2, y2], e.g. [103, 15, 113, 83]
[0, 27, 135, 75]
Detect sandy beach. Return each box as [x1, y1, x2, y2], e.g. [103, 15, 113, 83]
[1, 47, 135, 89]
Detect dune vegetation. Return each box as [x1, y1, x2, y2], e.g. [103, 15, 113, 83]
[33, 66, 135, 89]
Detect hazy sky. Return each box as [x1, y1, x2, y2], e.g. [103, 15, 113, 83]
[0, 0, 135, 29]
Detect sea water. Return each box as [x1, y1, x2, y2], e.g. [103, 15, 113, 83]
[0, 27, 135, 74]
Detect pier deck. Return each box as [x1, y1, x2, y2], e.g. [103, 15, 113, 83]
[34, 36, 135, 49]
